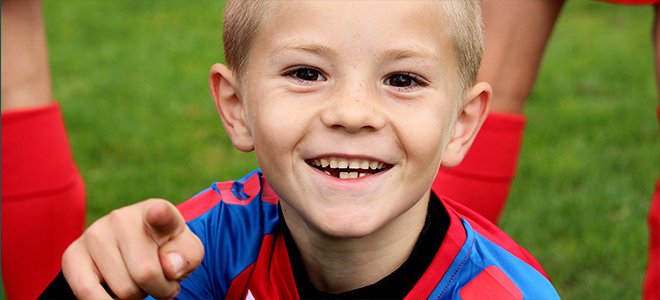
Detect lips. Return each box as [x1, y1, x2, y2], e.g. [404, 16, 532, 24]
[307, 156, 391, 179]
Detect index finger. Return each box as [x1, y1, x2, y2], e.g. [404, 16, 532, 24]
[113, 199, 182, 298]
[143, 199, 187, 246]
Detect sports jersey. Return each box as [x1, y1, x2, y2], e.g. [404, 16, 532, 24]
[174, 169, 560, 299]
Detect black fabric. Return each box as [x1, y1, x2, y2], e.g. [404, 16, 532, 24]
[38, 271, 116, 299]
[38, 271, 76, 299]
[283, 194, 449, 299]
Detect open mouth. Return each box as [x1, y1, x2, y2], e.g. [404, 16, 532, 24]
[307, 157, 392, 179]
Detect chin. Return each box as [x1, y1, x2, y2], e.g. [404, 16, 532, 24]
[314, 212, 384, 240]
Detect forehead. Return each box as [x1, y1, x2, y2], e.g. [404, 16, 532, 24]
[253, 1, 454, 63]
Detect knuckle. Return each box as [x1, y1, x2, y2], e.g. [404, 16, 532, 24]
[144, 282, 179, 300]
[110, 283, 142, 300]
[83, 223, 107, 246]
[167, 284, 182, 300]
[168, 283, 182, 298]
[61, 241, 79, 265]
[154, 283, 180, 300]
[132, 264, 162, 285]
[70, 278, 98, 299]
[107, 207, 128, 226]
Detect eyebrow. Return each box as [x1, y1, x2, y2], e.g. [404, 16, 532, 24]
[272, 41, 441, 63]
[379, 48, 441, 62]
[271, 42, 339, 59]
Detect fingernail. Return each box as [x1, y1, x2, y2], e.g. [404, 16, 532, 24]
[168, 252, 184, 277]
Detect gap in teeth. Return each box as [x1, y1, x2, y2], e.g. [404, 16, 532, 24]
[339, 171, 369, 179]
[312, 157, 385, 171]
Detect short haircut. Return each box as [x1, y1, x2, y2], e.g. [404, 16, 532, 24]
[223, 0, 483, 92]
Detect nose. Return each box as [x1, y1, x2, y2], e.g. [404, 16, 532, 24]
[320, 82, 386, 133]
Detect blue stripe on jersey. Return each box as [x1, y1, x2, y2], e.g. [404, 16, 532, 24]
[176, 170, 280, 299]
[430, 219, 560, 300]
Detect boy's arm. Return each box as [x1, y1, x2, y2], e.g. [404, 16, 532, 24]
[61, 199, 204, 299]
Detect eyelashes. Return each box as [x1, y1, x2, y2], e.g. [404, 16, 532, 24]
[282, 66, 429, 92]
[283, 67, 326, 84]
[383, 72, 429, 90]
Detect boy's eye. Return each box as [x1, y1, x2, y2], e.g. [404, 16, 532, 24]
[285, 67, 326, 82]
[384, 73, 428, 89]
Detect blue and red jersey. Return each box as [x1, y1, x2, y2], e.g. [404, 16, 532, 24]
[174, 170, 559, 299]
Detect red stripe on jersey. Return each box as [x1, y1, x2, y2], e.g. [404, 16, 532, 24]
[405, 197, 467, 299]
[226, 234, 299, 299]
[459, 266, 523, 300]
[177, 173, 279, 221]
[261, 180, 280, 205]
[218, 174, 259, 205]
[177, 188, 222, 222]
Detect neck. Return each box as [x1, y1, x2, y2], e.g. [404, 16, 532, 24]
[282, 193, 430, 293]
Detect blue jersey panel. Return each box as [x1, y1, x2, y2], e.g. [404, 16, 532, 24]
[430, 220, 560, 300]
[173, 170, 280, 299]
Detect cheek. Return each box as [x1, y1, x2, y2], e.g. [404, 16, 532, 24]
[400, 107, 453, 163]
[250, 100, 309, 161]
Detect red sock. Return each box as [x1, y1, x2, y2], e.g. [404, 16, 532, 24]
[2, 103, 86, 300]
[644, 179, 660, 300]
[642, 106, 660, 300]
[432, 112, 526, 224]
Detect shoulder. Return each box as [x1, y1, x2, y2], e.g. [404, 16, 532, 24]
[174, 169, 282, 298]
[417, 195, 559, 299]
[442, 196, 548, 277]
[177, 169, 281, 246]
[177, 169, 280, 222]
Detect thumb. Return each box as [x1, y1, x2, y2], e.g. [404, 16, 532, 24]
[159, 228, 204, 281]
[144, 199, 186, 246]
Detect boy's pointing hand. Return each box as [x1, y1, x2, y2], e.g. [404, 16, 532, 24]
[61, 199, 204, 299]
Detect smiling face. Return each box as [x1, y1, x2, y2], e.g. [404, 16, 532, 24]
[211, 1, 489, 240]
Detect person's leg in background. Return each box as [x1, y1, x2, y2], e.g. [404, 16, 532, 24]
[433, 0, 565, 224]
[643, 3, 660, 299]
[1, 0, 86, 298]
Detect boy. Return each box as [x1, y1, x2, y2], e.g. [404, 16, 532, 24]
[50, 1, 560, 298]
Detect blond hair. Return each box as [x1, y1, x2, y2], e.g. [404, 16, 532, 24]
[223, 0, 483, 92]
[436, 0, 483, 92]
[223, 0, 275, 83]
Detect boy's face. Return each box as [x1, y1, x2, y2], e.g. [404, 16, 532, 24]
[212, 1, 488, 239]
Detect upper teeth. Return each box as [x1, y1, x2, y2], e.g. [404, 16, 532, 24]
[312, 157, 384, 170]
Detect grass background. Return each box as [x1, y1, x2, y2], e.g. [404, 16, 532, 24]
[36, 0, 660, 299]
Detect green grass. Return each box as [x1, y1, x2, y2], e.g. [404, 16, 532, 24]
[45, 0, 259, 223]
[499, 2, 659, 299]
[42, 1, 659, 299]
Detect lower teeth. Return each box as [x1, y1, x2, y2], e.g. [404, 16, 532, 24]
[339, 171, 365, 179]
[320, 168, 373, 179]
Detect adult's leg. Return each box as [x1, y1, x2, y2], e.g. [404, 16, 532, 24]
[1, 0, 86, 298]
[643, 4, 660, 299]
[433, 0, 564, 223]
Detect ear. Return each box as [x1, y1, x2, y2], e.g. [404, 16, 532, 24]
[209, 63, 255, 152]
[441, 82, 491, 167]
